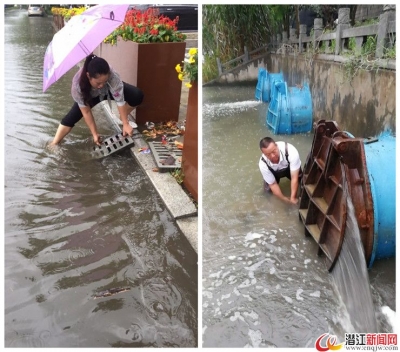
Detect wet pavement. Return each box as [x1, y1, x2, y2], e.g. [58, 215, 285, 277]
[97, 93, 198, 253]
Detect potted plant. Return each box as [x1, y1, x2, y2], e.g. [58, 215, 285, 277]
[176, 48, 198, 201]
[175, 48, 198, 88]
[51, 7, 68, 30]
[95, 8, 188, 124]
[51, 6, 86, 29]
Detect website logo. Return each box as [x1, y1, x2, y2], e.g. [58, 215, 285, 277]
[315, 333, 344, 351]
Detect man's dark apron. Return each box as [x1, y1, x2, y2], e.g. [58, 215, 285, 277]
[261, 142, 303, 192]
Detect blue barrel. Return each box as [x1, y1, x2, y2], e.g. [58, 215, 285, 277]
[267, 81, 313, 134]
[255, 68, 284, 103]
[363, 134, 396, 267]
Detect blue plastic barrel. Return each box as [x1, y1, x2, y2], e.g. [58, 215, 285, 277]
[255, 68, 284, 103]
[267, 81, 313, 134]
[363, 134, 396, 267]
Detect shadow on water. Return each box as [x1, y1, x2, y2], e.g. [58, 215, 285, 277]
[4, 8, 197, 347]
[202, 84, 395, 347]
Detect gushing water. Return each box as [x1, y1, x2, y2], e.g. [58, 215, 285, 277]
[331, 181, 378, 332]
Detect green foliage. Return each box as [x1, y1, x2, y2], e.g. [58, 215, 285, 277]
[384, 46, 396, 59]
[330, 39, 336, 52]
[341, 35, 379, 85]
[170, 169, 184, 184]
[104, 8, 186, 45]
[203, 5, 395, 84]
[202, 56, 219, 83]
[202, 5, 296, 82]
[176, 48, 198, 88]
[348, 37, 356, 52]
[354, 18, 379, 27]
[362, 35, 377, 55]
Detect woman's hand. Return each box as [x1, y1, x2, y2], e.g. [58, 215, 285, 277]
[122, 123, 133, 137]
[93, 133, 102, 146]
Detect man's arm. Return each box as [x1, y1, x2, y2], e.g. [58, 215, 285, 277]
[269, 182, 291, 203]
[289, 168, 300, 204]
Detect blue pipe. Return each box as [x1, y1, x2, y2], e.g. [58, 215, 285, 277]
[255, 68, 284, 103]
[363, 134, 396, 267]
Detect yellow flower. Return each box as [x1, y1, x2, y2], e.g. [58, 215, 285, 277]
[175, 47, 197, 87]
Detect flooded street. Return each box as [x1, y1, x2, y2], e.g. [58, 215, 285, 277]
[202, 84, 395, 347]
[4, 8, 197, 347]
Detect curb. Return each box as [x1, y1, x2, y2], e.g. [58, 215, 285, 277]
[99, 101, 198, 253]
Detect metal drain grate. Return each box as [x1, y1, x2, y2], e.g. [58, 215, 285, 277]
[91, 133, 135, 159]
[148, 141, 182, 171]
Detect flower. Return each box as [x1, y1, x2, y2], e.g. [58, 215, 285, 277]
[175, 48, 198, 88]
[104, 8, 187, 45]
[51, 6, 86, 20]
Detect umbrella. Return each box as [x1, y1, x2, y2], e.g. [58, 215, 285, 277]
[43, 4, 129, 92]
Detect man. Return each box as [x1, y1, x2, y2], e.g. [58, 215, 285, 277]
[259, 137, 302, 204]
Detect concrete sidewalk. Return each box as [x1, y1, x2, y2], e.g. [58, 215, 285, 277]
[95, 85, 198, 253]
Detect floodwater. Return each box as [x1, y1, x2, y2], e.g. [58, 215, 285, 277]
[4, 8, 197, 347]
[202, 84, 396, 347]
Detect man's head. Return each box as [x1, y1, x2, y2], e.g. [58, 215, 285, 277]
[260, 137, 280, 164]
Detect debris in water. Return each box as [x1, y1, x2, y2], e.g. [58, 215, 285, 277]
[93, 287, 131, 299]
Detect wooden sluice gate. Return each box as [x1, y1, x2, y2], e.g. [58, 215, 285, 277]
[299, 120, 395, 271]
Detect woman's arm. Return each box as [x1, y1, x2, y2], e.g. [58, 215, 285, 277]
[116, 104, 133, 137]
[80, 106, 101, 145]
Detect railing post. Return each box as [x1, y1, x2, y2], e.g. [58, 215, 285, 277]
[282, 31, 288, 54]
[299, 24, 307, 53]
[376, 5, 396, 59]
[289, 28, 297, 42]
[282, 31, 288, 43]
[244, 46, 249, 62]
[289, 28, 297, 52]
[313, 18, 323, 51]
[335, 8, 350, 55]
[276, 33, 282, 47]
[216, 58, 222, 76]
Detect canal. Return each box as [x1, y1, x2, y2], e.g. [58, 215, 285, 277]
[202, 84, 396, 347]
[4, 7, 197, 347]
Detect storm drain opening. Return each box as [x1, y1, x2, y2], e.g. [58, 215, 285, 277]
[91, 133, 135, 159]
[148, 141, 182, 171]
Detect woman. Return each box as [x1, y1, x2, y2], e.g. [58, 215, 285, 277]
[50, 54, 144, 146]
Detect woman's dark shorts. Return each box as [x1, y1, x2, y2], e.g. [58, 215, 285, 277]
[61, 82, 144, 127]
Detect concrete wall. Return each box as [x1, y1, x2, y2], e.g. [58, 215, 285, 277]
[213, 59, 265, 84]
[208, 54, 396, 138]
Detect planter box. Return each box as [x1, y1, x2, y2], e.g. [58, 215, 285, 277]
[95, 39, 186, 124]
[182, 82, 198, 202]
[53, 14, 64, 31]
